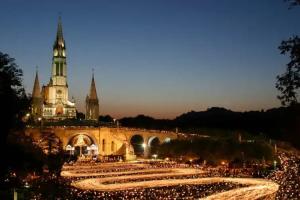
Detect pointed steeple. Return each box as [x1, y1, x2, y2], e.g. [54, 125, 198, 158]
[86, 70, 100, 120]
[53, 16, 65, 52]
[32, 69, 41, 98]
[51, 16, 67, 84]
[56, 16, 64, 44]
[89, 72, 98, 100]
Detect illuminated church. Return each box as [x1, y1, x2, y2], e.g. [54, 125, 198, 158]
[31, 18, 99, 120]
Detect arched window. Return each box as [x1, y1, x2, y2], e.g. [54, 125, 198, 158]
[56, 62, 59, 75]
[102, 139, 106, 152]
[111, 141, 115, 152]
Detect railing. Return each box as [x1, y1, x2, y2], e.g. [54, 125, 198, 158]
[26, 119, 118, 128]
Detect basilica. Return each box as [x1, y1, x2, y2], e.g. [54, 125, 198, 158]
[31, 18, 99, 120]
[26, 18, 177, 160]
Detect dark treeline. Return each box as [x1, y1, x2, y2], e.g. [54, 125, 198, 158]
[158, 138, 274, 165]
[119, 105, 300, 148]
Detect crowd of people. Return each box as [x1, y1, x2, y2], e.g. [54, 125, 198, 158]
[267, 151, 300, 199]
[65, 182, 242, 199]
[19, 150, 300, 199]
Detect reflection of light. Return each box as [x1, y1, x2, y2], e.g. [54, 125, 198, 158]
[38, 117, 42, 121]
[152, 154, 158, 159]
[142, 143, 146, 148]
[26, 113, 30, 117]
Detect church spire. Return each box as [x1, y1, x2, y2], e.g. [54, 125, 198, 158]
[32, 69, 41, 98]
[31, 68, 43, 118]
[89, 71, 98, 100]
[53, 16, 65, 53]
[86, 71, 100, 120]
[51, 16, 67, 85]
[56, 16, 64, 44]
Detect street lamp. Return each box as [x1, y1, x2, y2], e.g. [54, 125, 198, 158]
[142, 143, 146, 148]
[152, 154, 158, 160]
[274, 160, 277, 170]
[66, 145, 72, 155]
[38, 117, 42, 131]
[142, 143, 147, 158]
[71, 147, 75, 155]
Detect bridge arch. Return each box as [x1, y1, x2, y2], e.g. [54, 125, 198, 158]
[147, 136, 161, 146]
[66, 133, 98, 156]
[147, 136, 160, 155]
[130, 134, 145, 157]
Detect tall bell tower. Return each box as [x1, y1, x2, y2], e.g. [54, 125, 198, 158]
[34, 16, 76, 120]
[51, 16, 67, 86]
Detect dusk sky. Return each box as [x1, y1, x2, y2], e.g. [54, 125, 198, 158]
[1, 0, 300, 119]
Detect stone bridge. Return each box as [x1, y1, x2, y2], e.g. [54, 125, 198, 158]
[25, 126, 178, 160]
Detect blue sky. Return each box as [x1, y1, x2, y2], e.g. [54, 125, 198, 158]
[1, 0, 300, 118]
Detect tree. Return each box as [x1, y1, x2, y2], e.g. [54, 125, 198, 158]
[276, 36, 300, 105]
[0, 52, 30, 176]
[37, 132, 61, 155]
[276, 1, 300, 105]
[0, 52, 27, 131]
[76, 111, 85, 120]
[286, 0, 300, 8]
[99, 115, 114, 123]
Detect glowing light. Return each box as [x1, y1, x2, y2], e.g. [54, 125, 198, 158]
[75, 135, 86, 147]
[66, 144, 72, 151]
[67, 165, 278, 199]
